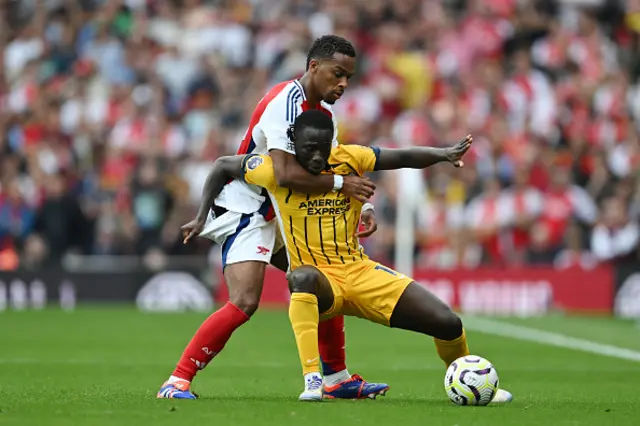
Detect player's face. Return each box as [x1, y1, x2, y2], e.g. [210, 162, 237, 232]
[295, 128, 333, 175]
[310, 54, 356, 105]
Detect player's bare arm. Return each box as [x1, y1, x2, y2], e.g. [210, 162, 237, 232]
[181, 155, 246, 243]
[270, 149, 375, 203]
[375, 135, 473, 171]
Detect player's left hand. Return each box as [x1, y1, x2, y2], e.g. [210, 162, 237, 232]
[181, 218, 206, 244]
[356, 209, 378, 239]
[445, 134, 473, 168]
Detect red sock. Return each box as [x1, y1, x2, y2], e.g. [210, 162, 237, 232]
[318, 315, 347, 374]
[172, 302, 249, 381]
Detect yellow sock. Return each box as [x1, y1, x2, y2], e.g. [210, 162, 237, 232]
[289, 293, 320, 376]
[434, 329, 470, 367]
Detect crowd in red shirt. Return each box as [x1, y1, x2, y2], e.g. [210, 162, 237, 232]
[0, 0, 638, 270]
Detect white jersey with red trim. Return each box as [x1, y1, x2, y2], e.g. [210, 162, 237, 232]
[214, 79, 339, 216]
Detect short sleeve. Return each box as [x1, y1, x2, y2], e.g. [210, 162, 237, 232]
[341, 145, 380, 175]
[242, 154, 276, 192]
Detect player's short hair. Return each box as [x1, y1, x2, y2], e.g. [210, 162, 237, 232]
[292, 110, 334, 139]
[306, 35, 356, 70]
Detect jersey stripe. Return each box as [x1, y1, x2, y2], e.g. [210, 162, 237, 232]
[318, 217, 331, 264]
[343, 213, 356, 261]
[290, 215, 303, 264]
[286, 86, 301, 123]
[291, 92, 302, 121]
[221, 214, 252, 267]
[303, 217, 317, 266]
[332, 216, 345, 264]
[293, 80, 305, 98]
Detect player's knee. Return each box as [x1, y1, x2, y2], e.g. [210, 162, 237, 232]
[229, 292, 261, 317]
[287, 267, 319, 295]
[434, 307, 463, 341]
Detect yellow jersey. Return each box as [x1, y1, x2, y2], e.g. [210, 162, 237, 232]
[242, 144, 380, 270]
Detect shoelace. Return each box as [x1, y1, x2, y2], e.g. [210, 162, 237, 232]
[344, 374, 364, 383]
[171, 381, 190, 391]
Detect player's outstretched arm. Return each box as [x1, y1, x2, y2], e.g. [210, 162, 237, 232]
[375, 135, 473, 171]
[194, 155, 245, 222]
[270, 149, 375, 203]
[181, 155, 246, 243]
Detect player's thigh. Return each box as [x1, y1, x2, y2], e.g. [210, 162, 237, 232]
[288, 265, 343, 317]
[224, 261, 267, 316]
[222, 213, 276, 316]
[343, 261, 412, 326]
[389, 281, 462, 340]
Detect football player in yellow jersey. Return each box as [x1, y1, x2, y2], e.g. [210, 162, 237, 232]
[184, 110, 513, 404]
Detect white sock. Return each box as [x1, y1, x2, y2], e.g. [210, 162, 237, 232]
[304, 372, 323, 388]
[323, 369, 351, 387]
[168, 375, 189, 384]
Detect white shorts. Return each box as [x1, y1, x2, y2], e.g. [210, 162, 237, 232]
[199, 209, 279, 268]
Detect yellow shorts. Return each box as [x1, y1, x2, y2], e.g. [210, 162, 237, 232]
[317, 259, 413, 326]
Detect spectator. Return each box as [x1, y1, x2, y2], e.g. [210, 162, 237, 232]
[0, 0, 636, 270]
[0, 178, 36, 250]
[591, 196, 640, 262]
[466, 177, 512, 265]
[129, 158, 173, 255]
[34, 173, 89, 261]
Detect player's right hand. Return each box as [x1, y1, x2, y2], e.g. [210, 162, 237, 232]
[342, 175, 376, 203]
[181, 219, 206, 244]
[445, 134, 473, 168]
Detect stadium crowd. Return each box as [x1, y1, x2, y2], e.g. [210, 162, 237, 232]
[0, 0, 638, 270]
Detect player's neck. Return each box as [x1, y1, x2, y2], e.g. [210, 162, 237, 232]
[298, 74, 321, 107]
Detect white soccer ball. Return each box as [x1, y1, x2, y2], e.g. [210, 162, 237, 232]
[444, 355, 499, 406]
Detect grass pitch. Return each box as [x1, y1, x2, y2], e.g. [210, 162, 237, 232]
[1, 308, 638, 425]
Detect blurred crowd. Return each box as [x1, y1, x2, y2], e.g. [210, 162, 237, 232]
[0, 0, 639, 270]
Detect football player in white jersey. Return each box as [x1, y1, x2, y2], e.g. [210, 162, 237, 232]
[158, 36, 389, 400]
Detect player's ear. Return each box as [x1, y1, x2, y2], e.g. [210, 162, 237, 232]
[308, 59, 319, 74]
[287, 125, 296, 142]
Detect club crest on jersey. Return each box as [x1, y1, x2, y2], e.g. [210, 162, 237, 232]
[247, 156, 263, 170]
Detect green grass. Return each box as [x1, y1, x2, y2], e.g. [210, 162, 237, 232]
[1, 308, 639, 426]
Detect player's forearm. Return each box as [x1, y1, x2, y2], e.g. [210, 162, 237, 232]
[195, 156, 243, 221]
[377, 147, 448, 170]
[277, 168, 335, 193]
[270, 149, 335, 193]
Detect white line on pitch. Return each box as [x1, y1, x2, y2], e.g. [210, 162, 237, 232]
[464, 317, 640, 363]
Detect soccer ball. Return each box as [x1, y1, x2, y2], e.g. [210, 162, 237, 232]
[444, 355, 499, 406]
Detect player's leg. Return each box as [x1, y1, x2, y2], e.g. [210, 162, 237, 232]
[272, 240, 386, 400]
[271, 240, 348, 379]
[272, 249, 354, 389]
[158, 213, 274, 399]
[389, 282, 513, 403]
[287, 266, 389, 401]
[318, 316, 349, 383]
[286, 266, 336, 401]
[389, 282, 468, 364]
